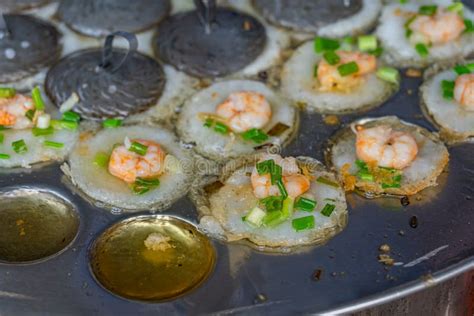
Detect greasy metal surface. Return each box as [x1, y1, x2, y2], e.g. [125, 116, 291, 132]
[153, 8, 266, 78]
[0, 71, 474, 314]
[56, 0, 171, 38]
[45, 49, 165, 120]
[0, 0, 52, 13]
[252, 0, 363, 33]
[0, 14, 61, 83]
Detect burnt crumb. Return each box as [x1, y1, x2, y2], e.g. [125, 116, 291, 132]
[400, 196, 410, 206]
[257, 71, 268, 81]
[378, 254, 395, 266]
[323, 115, 340, 126]
[406, 68, 422, 77]
[410, 215, 418, 228]
[379, 244, 391, 253]
[311, 269, 323, 281]
[253, 293, 267, 304]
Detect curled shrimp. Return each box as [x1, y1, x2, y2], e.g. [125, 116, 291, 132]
[454, 74, 474, 111]
[409, 10, 465, 45]
[317, 51, 377, 92]
[355, 125, 418, 170]
[251, 154, 310, 199]
[0, 94, 35, 129]
[108, 139, 165, 183]
[216, 91, 272, 133]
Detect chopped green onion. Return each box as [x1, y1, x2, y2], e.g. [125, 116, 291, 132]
[358, 170, 374, 181]
[31, 86, 45, 111]
[25, 109, 35, 121]
[12, 139, 27, 154]
[295, 197, 317, 212]
[323, 51, 340, 65]
[441, 80, 455, 99]
[263, 197, 294, 227]
[405, 29, 413, 38]
[260, 196, 284, 212]
[103, 118, 122, 128]
[132, 185, 151, 195]
[214, 122, 229, 134]
[0, 153, 10, 159]
[129, 141, 148, 156]
[0, 134, 3, 144]
[136, 177, 160, 186]
[382, 182, 401, 189]
[270, 163, 282, 184]
[241, 128, 269, 144]
[415, 43, 429, 58]
[203, 118, 213, 128]
[316, 176, 339, 188]
[43, 141, 64, 149]
[358, 35, 378, 52]
[340, 36, 355, 50]
[321, 203, 336, 217]
[314, 37, 340, 53]
[399, 0, 407, 3]
[313, 64, 318, 78]
[243, 206, 266, 227]
[0, 87, 16, 98]
[51, 119, 78, 130]
[292, 216, 315, 232]
[355, 159, 368, 170]
[376, 67, 400, 84]
[454, 65, 471, 75]
[337, 61, 359, 76]
[32, 126, 54, 137]
[466, 63, 474, 72]
[62, 111, 81, 123]
[256, 159, 275, 175]
[418, 5, 437, 16]
[276, 179, 288, 198]
[465, 19, 474, 33]
[369, 47, 384, 57]
[94, 152, 110, 167]
[447, 2, 463, 13]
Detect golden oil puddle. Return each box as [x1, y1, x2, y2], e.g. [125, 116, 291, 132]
[89, 215, 215, 302]
[0, 188, 79, 263]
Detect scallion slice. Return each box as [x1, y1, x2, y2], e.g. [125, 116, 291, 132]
[467, 63, 474, 72]
[358, 35, 378, 52]
[31, 86, 45, 111]
[316, 176, 339, 188]
[369, 47, 384, 57]
[243, 206, 266, 227]
[337, 61, 359, 76]
[294, 197, 317, 212]
[418, 5, 437, 15]
[32, 126, 54, 137]
[454, 65, 471, 75]
[12, 139, 27, 154]
[376, 67, 400, 84]
[415, 43, 429, 58]
[62, 111, 81, 123]
[276, 179, 288, 198]
[447, 2, 463, 13]
[25, 109, 35, 121]
[260, 196, 284, 212]
[262, 210, 286, 227]
[129, 141, 148, 156]
[256, 159, 275, 175]
[94, 152, 110, 167]
[103, 118, 122, 128]
[292, 216, 315, 232]
[321, 203, 336, 217]
[441, 80, 455, 100]
[43, 141, 64, 149]
[0, 133, 3, 144]
[214, 122, 229, 134]
[270, 163, 282, 184]
[241, 128, 269, 144]
[465, 19, 474, 33]
[203, 118, 213, 128]
[323, 51, 340, 65]
[0, 153, 10, 159]
[0, 87, 16, 98]
[135, 177, 160, 186]
[313, 64, 318, 78]
[314, 37, 340, 53]
[51, 120, 79, 131]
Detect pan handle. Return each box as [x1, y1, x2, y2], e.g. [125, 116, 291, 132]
[193, 0, 217, 34]
[99, 31, 138, 73]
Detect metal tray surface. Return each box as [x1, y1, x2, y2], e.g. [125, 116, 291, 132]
[0, 70, 473, 315]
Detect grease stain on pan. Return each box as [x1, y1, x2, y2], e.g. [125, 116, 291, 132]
[89, 215, 215, 302]
[0, 187, 80, 264]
